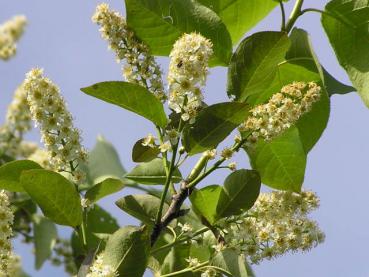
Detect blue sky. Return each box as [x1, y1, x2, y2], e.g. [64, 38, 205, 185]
[1, 1, 369, 276]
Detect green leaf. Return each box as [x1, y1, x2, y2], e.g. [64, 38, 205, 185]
[280, 28, 331, 152]
[227, 31, 290, 102]
[126, 158, 182, 185]
[72, 205, 119, 265]
[323, 67, 354, 96]
[246, 29, 330, 153]
[183, 102, 250, 155]
[286, 27, 353, 97]
[125, 0, 232, 66]
[197, 0, 279, 44]
[115, 194, 169, 225]
[20, 169, 83, 227]
[322, 0, 369, 107]
[212, 249, 248, 277]
[190, 185, 222, 225]
[88, 135, 132, 185]
[81, 82, 168, 127]
[0, 160, 42, 192]
[33, 215, 58, 269]
[85, 178, 125, 204]
[216, 170, 260, 218]
[160, 245, 196, 277]
[103, 226, 149, 277]
[132, 138, 160, 163]
[246, 127, 306, 192]
[242, 29, 331, 191]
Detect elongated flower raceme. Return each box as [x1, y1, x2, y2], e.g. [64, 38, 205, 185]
[23, 69, 88, 183]
[86, 254, 116, 277]
[92, 3, 165, 101]
[0, 15, 27, 60]
[0, 84, 32, 158]
[0, 191, 14, 276]
[240, 82, 321, 145]
[168, 33, 213, 123]
[222, 191, 324, 264]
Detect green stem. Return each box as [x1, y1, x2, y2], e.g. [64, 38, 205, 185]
[156, 125, 169, 174]
[154, 120, 183, 226]
[151, 227, 208, 254]
[160, 261, 209, 277]
[279, 0, 286, 31]
[155, 144, 179, 224]
[187, 138, 247, 189]
[285, 0, 304, 32]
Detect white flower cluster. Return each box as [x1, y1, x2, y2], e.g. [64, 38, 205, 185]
[0, 15, 27, 60]
[167, 33, 213, 123]
[28, 148, 54, 170]
[0, 191, 14, 276]
[86, 254, 116, 277]
[240, 82, 321, 145]
[92, 3, 165, 101]
[24, 68, 88, 183]
[0, 84, 32, 158]
[3, 254, 21, 277]
[18, 141, 38, 158]
[224, 191, 324, 264]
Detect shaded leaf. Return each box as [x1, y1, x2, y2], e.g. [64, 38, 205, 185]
[33, 215, 58, 269]
[85, 178, 125, 204]
[227, 31, 290, 102]
[20, 169, 82, 227]
[72, 205, 119, 267]
[190, 185, 222, 225]
[183, 102, 249, 155]
[212, 249, 248, 277]
[246, 128, 306, 192]
[125, 0, 232, 66]
[88, 135, 132, 185]
[81, 81, 168, 127]
[198, 0, 278, 44]
[126, 158, 182, 184]
[103, 226, 149, 277]
[216, 170, 260, 218]
[160, 245, 195, 277]
[132, 138, 160, 163]
[0, 160, 41, 192]
[116, 194, 169, 225]
[322, 0, 369, 107]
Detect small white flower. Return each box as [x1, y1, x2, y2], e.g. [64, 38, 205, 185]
[141, 133, 156, 148]
[178, 222, 193, 233]
[185, 257, 200, 267]
[86, 254, 116, 277]
[228, 162, 237, 171]
[159, 141, 171, 153]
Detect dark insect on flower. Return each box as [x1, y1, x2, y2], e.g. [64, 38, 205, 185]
[177, 60, 183, 68]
